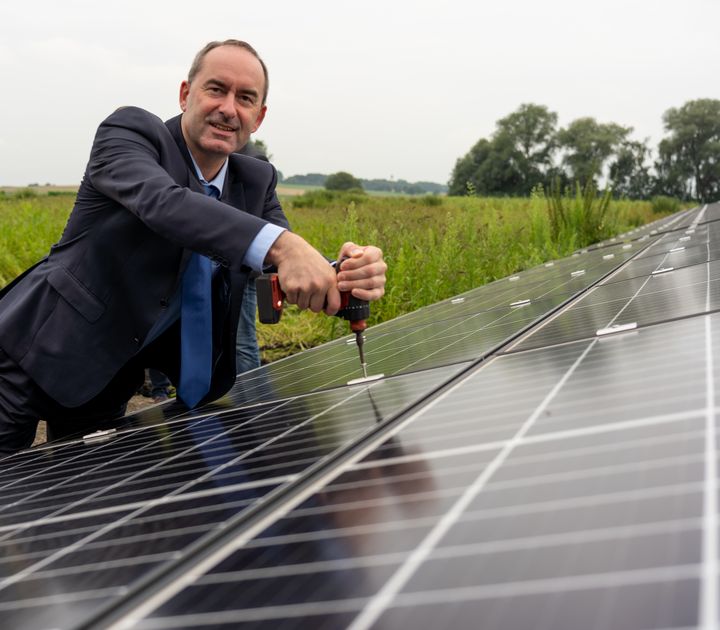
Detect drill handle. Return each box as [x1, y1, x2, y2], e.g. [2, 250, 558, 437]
[256, 274, 284, 324]
[256, 258, 370, 328]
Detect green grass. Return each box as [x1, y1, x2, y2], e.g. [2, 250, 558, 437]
[0, 193, 75, 286]
[0, 188, 673, 362]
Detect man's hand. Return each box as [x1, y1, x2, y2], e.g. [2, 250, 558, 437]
[265, 234, 386, 316]
[335, 242, 387, 306]
[265, 231, 341, 314]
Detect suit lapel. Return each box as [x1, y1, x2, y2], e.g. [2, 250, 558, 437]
[165, 114, 202, 277]
[221, 166, 246, 211]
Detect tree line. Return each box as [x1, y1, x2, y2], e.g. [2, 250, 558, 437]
[448, 99, 720, 202]
[283, 172, 447, 195]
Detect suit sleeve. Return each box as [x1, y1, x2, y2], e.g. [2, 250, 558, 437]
[261, 163, 291, 230]
[86, 107, 272, 271]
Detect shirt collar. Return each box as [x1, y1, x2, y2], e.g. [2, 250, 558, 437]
[188, 152, 228, 196]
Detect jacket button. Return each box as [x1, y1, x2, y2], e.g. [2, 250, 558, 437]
[160, 299, 169, 308]
[133, 336, 140, 344]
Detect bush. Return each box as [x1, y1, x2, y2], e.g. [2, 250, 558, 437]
[290, 189, 368, 209]
[651, 196, 681, 214]
[325, 171, 363, 191]
[420, 194, 443, 207]
[13, 188, 38, 199]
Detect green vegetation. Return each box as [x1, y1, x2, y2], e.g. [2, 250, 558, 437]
[545, 180, 614, 249]
[283, 172, 447, 195]
[324, 171, 364, 192]
[449, 98, 720, 202]
[0, 192, 75, 286]
[650, 195, 682, 215]
[0, 187, 675, 362]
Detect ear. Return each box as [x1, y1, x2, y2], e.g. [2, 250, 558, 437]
[251, 105, 267, 133]
[179, 81, 190, 112]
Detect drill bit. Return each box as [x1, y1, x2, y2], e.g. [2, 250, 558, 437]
[356, 330, 368, 379]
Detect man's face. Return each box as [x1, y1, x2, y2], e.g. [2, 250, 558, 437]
[179, 46, 267, 167]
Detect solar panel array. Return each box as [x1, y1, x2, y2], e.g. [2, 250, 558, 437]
[1, 202, 718, 629]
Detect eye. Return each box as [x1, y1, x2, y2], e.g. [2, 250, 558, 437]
[237, 93, 256, 105]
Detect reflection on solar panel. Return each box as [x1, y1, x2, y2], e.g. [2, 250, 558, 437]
[1, 202, 719, 630]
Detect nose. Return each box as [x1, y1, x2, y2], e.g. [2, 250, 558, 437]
[217, 91, 237, 119]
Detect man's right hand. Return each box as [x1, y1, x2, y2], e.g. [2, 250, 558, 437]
[265, 231, 342, 314]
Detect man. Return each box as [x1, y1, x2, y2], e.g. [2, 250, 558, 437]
[0, 40, 386, 453]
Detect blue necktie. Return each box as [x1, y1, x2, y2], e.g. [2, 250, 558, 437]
[178, 184, 217, 407]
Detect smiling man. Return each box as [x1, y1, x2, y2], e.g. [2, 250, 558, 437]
[0, 40, 387, 453]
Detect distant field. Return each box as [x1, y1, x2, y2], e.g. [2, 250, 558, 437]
[0, 187, 670, 361]
[277, 183, 440, 198]
[276, 183, 314, 196]
[0, 185, 78, 195]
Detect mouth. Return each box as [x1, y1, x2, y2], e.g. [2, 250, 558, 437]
[209, 121, 237, 133]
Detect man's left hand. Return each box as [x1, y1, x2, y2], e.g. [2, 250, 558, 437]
[333, 242, 387, 309]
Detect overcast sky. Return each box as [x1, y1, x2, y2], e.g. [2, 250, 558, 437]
[1, 0, 718, 187]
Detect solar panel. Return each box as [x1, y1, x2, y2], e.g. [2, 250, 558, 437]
[1, 202, 718, 629]
[109, 312, 716, 630]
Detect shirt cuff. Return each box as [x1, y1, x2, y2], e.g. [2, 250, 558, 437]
[243, 224, 287, 271]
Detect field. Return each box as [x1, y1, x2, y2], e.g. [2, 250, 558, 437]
[0, 187, 669, 362]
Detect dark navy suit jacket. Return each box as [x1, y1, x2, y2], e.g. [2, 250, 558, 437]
[0, 107, 289, 407]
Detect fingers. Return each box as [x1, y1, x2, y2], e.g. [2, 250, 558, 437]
[323, 286, 341, 315]
[273, 232, 339, 313]
[272, 235, 387, 314]
[337, 241, 365, 262]
[336, 244, 387, 301]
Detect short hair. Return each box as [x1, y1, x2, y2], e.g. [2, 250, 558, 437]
[187, 40, 269, 104]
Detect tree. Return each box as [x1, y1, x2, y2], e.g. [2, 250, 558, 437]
[556, 117, 631, 185]
[325, 171, 363, 191]
[448, 137, 524, 196]
[448, 104, 559, 197]
[242, 138, 271, 161]
[657, 99, 720, 202]
[654, 141, 693, 199]
[495, 103, 558, 191]
[448, 139, 492, 196]
[608, 138, 653, 199]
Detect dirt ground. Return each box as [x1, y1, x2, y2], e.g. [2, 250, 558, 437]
[31, 394, 157, 447]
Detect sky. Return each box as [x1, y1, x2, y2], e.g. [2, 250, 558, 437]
[1, 0, 719, 187]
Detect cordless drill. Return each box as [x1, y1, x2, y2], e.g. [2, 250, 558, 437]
[255, 262, 371, 378]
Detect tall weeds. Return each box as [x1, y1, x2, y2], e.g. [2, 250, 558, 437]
[545, 178, 616, 249]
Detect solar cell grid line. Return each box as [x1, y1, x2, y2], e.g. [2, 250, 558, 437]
[0, 401, 303, 529]
[601, 241, 720, 286]
[701, 314, 718, 629]
[0, 401, 299, 577]
[585, 207, 698, 253]
[600, 219, 720, 286]
[0, 366, 464, 629]
[616, 206, 712, 252]
[641, 203, 707, 236]
[116, 310, 720, 630]
[0, 425, 156, 493]
[373, 242, 643, 329]
[0, 400, 312, 616]
[349, 336, 693, 630]
[593, 204, 700, 250]
[508, 236, 720, 353]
